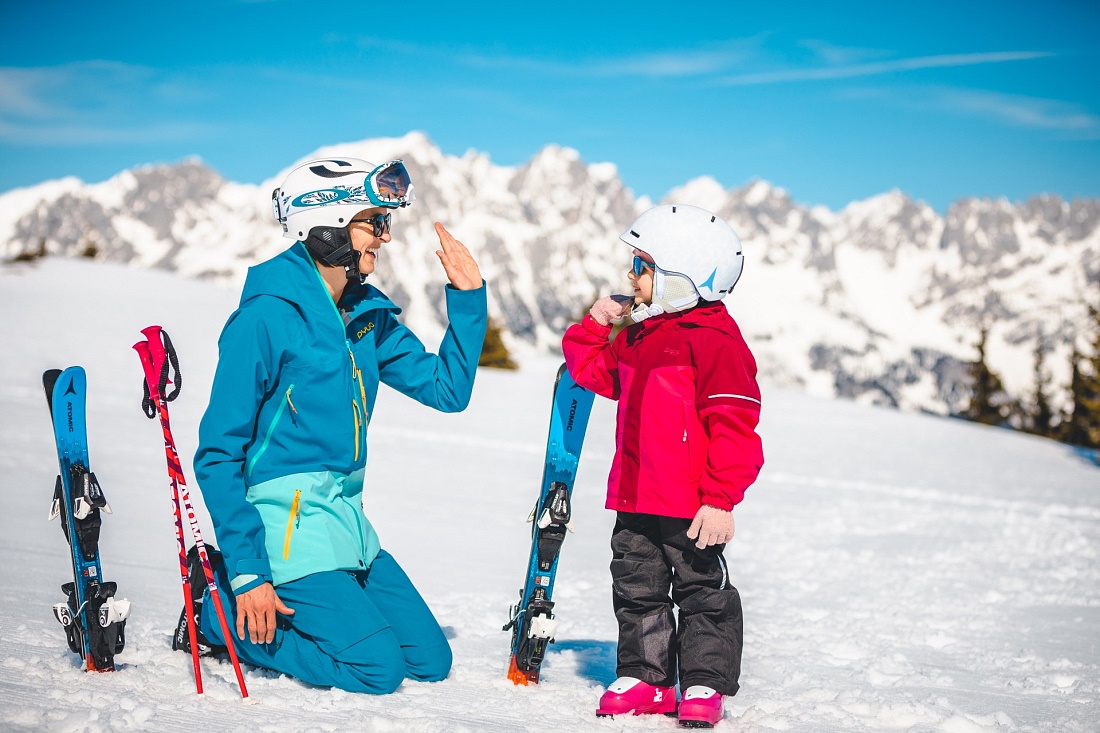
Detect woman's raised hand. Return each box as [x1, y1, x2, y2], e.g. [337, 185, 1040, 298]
[434, 223, 482, 291]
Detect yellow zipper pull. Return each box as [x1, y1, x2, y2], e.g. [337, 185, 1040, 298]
[357, 368, 368, 427]
[352, 401, 361, 461]
[283, 489, 302, 560]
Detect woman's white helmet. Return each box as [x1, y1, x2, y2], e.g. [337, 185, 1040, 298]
[272, 157, 414, 241]
[270, 157, 413, 282]
[620, 204, 744, 302]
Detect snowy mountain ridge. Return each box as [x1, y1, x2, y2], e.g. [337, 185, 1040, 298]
[2, 131, 1098, 417]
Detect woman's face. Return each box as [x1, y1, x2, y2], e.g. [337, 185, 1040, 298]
[628, 248, 655, 305]
[347, 206, 392, 276]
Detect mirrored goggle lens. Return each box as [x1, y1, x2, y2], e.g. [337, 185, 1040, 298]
[370, 161, 411, 202]
[632, 255, 655, 276]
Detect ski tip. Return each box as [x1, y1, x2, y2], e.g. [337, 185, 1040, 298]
[43, 369, 63, 412]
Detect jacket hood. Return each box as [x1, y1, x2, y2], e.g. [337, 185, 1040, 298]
[240, 242, 400, 321]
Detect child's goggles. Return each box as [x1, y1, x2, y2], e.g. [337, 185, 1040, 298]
[365, 160, 414, 208]
[632, 255, 656, 276]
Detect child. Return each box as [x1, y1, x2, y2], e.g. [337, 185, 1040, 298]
[562, 204, 763, 728]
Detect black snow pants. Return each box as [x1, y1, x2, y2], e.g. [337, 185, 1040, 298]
[610, 511, 743, 695]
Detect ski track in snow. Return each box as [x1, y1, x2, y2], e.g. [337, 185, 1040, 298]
[1, 258, 1098, 732]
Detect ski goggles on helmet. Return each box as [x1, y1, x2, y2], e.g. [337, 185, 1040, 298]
[632, 255, 656, 276]
[350, 212, 391, 237]
[365, 160, 414, 208]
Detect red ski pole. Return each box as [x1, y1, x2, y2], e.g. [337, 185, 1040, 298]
[135, 325, 249, 700]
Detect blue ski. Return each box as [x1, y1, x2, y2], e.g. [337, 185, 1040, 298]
[505, 362, 594, 684]
[44, 367, 128, 672]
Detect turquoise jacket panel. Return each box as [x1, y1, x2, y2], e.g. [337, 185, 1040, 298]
[194, 242, 488, 592]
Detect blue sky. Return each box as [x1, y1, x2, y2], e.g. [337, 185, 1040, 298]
[1, 1, 1098, 211]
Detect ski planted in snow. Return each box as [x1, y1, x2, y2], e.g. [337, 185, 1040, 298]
[43, 367, 130, 672]
[504, 363, 595, 685]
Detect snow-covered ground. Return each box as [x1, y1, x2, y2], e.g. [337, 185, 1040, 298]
[0, 258, 1097, 732]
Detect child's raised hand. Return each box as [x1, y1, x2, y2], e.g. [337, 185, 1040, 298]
[589, 295, 633, 326]
[686, 505, 735, 549]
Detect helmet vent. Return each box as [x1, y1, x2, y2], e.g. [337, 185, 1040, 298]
[672, 206, 677, 213]
[309, 162, 368, 178]
[711, 216, 716, 222]
[629, 230, 640, 238]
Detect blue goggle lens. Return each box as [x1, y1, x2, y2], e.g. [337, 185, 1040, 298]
[632, 255, 655, 276]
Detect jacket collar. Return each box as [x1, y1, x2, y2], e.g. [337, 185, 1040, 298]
[241, 243, 400, 322]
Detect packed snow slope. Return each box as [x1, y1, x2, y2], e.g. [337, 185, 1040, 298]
[0, 258, 1097, 732]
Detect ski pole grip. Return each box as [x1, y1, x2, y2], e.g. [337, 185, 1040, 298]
[141, 325, 167, 378]
[133, 341, 155, 385]
[140, 325, 182, 403]
[133, 341, 159, 419]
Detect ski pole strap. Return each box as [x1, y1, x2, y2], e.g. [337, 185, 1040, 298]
[159, 330, 182, 403]
[141, 379, 157, 419]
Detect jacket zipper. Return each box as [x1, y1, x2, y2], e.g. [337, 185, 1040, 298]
[247, 384, 296, 478]
[306, 247, 370, 463]
[352, 400, 362, 461]
[283, 489, 302, 559]
[349, 348, 369, 430]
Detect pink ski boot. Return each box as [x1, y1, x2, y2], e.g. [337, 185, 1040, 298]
[595, 676, 677, 717]
[677, 685, 724, 728]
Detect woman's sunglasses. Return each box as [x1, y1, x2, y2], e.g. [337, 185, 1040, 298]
[632, 255, 656, 276]
[350, 212, 392, 237]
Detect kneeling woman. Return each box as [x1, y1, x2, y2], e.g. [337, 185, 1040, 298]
[192, 158, 487, 693]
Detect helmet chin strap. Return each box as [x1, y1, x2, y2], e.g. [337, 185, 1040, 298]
[341, 250, 366, 285]
[304, 227, 367, 284]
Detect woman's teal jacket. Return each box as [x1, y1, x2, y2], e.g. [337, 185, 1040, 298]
[194, 242, 487, 595]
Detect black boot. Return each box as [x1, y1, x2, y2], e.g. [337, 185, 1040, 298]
[171, 545, 228, 657]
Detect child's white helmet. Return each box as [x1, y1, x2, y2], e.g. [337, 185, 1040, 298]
[620, 204, 744, 301]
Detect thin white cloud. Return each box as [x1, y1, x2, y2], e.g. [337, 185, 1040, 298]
[0, 62, 214, 146]
[937, 88, 1100, 137]
[455, 49, 747, 78]
[839, 84, 1100, 138]
[0, 72, 59, 117]
[716, 51, 1055, 86]
[340, 34, 758, 79]
[0, 119, 217, 145]
[798, 39, 891, 67]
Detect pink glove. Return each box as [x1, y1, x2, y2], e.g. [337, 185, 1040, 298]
[686, 505, 735, 549]
[589, 295, 633, 326]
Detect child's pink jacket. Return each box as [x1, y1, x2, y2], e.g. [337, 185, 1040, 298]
[562, 302, 763, 518]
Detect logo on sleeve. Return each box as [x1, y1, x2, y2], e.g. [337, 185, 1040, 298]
[356, 322, 375, 340]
